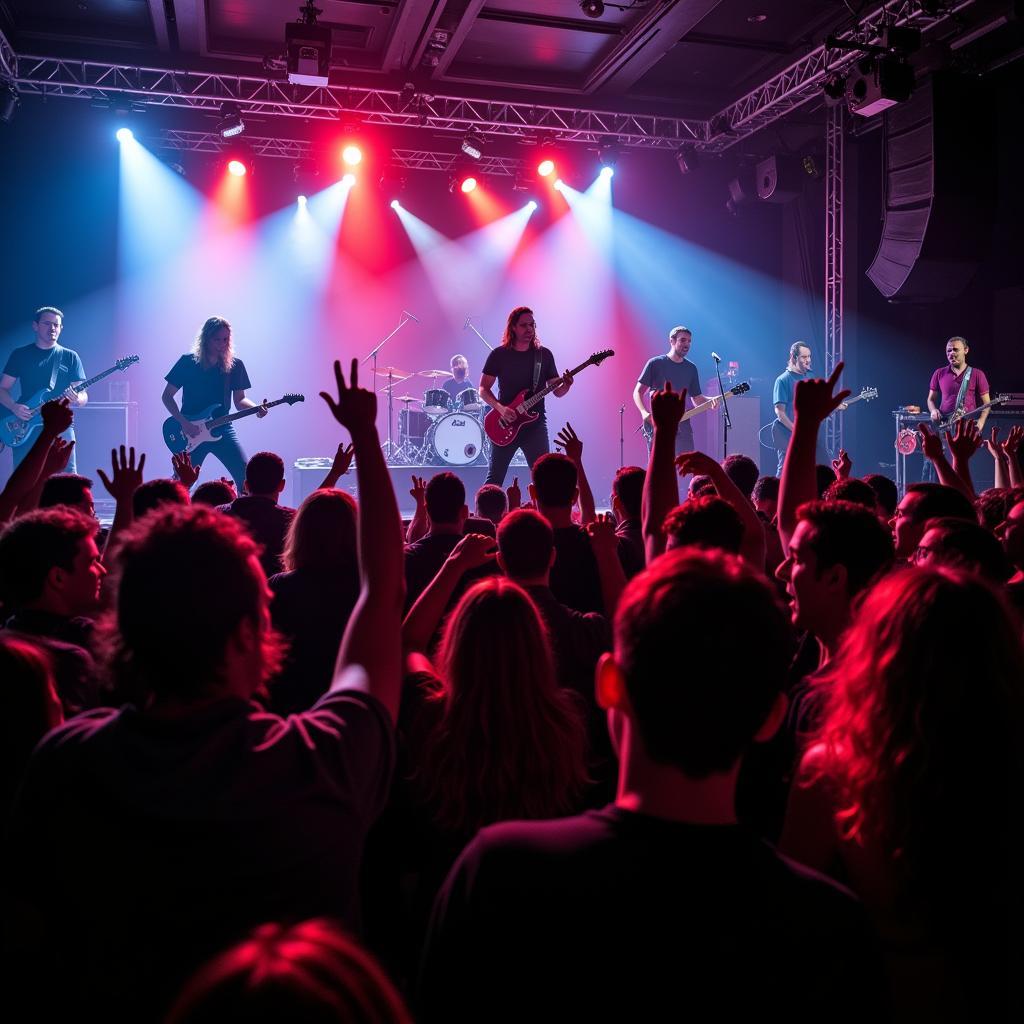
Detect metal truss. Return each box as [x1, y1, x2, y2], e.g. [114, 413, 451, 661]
[824, 104, 844, 459]
[0, 28, 15, 81]
[391, 149, 526, 177]
[12, 54, 707, 150]
[702, 0, 978, 152]
[155, 129, 314, 160]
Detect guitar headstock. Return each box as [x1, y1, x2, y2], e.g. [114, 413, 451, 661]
[283, 393, 305, 405]
[995, 393, 1011, 404]
[860, 387, 879, 401]
[116, 355, 140, 370]
[588, 350, 614, 366]
[730, 382, 751, 396]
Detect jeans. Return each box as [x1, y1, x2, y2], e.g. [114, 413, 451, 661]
[485, 417, 549, 487]
[182, 423, 248, 491]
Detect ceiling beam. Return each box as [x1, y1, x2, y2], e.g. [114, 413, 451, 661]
[430, 0, 487, 80]
[583, 0, 727, 95]
[145, 0, 172, 51]
[381, 0, 445, 72]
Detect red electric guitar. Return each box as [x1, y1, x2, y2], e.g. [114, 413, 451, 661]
[484, 349, 614, 447]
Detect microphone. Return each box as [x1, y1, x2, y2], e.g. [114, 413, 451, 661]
[403, 310, 419, 323]
[711, 351, 722, 363]
[463, 316, 472, 329]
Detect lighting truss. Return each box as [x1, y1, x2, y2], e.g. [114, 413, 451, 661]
[0, 28, 15, 81]
[824, 104, 844, 460]
[11, 54, 707, 150]
[154, 129, 314, 160]
[701, 0, 978, 152]
[390, 150, 525, 177]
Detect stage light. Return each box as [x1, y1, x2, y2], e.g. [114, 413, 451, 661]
[538, 158, 556, 178]
[553, 178, 564, 191]
[342, 172, 356, 186]
[0, 82, 19, 124]
[598, 146, 618, 174]
[600, 165, 614, 179]
[390, 199, 401, 210]
[217, 102, 245, 138]
[460, 175, 478, 193]
[342, 144, 363, 166]
[526, 200, 538, 211]
[580, 0, 605, 17]
[227, 159, 248, 177]
[461, 131, 485, 160]
[297, 194, 308, 205]
[676, 146, 699, 175]
[116, 127, 134, 143]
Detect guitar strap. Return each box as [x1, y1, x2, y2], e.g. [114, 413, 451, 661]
[46, 345, 62, 394]
[222, 371, 231, 417]
[953, 366, 973, 416]
[532, 349, 542, 395]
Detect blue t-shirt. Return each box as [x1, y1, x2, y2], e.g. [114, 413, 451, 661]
[772, 369, 802, 422]
[2, 343, 86, 402]
[638, 355, 701, 399]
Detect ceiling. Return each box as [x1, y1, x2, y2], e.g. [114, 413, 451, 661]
[0, 0, 857, 118]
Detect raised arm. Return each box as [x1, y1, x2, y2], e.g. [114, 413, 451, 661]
[554, 422, 595, 526]
[918, 423, 975, 503]
[321, 359, 406, 723]
[778, 364, 849, 552]
[406, 475, 429, 544]
[986, 427, 1010, 491]
[318, 441, 354, 490]
[676, 450, 766, 570]
[586, 513, 627, 616]
[641, 383, 685, 563]
[96, 446, 146, 563]
[0, 400, 74, 522]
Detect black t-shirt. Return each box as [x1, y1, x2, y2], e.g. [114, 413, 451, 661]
[419, 806, 886, 1022]
[2, 343, 86, 402]
[550, 525, 605, 615]
[482, 345, 558, 414]
[403, 533, 497, 613]
[165, 355, 251, 416]
[218, 495, 296, 578]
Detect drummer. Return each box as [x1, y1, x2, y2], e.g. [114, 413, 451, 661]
[442, 354, 477, 410]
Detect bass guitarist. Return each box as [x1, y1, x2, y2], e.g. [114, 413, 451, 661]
[161, 316, 267, 491]
[480, 306, 572, 486]
[927, 335, 991, 433]
[0, 306, 85, 473]
[633, 325, 718, 456]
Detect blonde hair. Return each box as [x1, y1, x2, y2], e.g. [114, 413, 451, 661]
[192, 316, 235, 372]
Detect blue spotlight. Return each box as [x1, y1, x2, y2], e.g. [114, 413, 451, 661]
[297, 194, 308, 205]
[390, 199, 401, 210]
[553, 178, 564, 191]
[600, 165, 614, 179]
[116, 127, 134, 143]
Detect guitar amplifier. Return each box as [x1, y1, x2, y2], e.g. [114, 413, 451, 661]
[73, 401, 138, 478]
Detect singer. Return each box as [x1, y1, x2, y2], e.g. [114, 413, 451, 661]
[633, 325, 719, 456]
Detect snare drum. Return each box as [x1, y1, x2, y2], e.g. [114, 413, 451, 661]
[428, 412, 483, 466]
[456, 387, 482, 414]
[423, 388, 451, 415]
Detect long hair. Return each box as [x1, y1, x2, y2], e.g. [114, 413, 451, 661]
[192, 316, 235, 372]
[500, 306, 540, 349]
[810, 566, 1024, 918]
[282, 489, 358, 573]
[416, 577, 588, 834]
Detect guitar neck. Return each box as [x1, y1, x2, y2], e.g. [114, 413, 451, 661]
[940, 397, 1005, 431]
[520, 359, 590, 413]
[30, 363, 124, 414]
[206, 397, 290, 428]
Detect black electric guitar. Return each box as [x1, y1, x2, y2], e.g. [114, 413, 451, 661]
[162, 393, 304, 454]
[770, 386, 879, 449]
[641, 381, 751, 443]
[0, 354, 140, 451]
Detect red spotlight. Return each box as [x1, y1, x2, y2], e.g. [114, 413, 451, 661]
[227, 159, 247, 177]
[342, 144, 363, 166]
[460, 175, 478, 193]
[538, 158, 555, 178]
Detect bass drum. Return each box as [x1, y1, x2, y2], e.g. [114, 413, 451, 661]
[428, 411, 483, 466]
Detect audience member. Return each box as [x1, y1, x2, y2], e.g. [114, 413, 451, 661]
[419, 550, 883, 1021]
[752, 474, 780, 520]
[913, 515, 1010, 583]
[814, 464, 836, 498]
[611, 465, 645, 578]
[722, 453, 759, 499]
[822, 476, 878, 511]
[863, 472, 898, 520]
[663, 495, 743, 554]
[474, 483, 507, 525]
[890, 482, 976, 560]
[132, 477, 189, 519]
[38, 472, 94, 513]
[191, 478, 237, 507]
[218, 451, 296, 578]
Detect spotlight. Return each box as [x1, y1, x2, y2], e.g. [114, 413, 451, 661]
[580, 0, 605, 17]
[217, 102, 245, 139]
[598, 146, 618, 173]
[553, 178, 564, 191]
[822, 72, 847, 108]
[342, 172, 356, 186]
[342, 144, 363, 166]
[378, 165, 408, 194]
[116, 127, 134, 143]
[537, 158, 556, 178]
[227, 159, 248, 177]
[297, 194, 308, 205]
[461, 131, 485, 160]
[526, 200, 538, 211]
[599, 165, 614, 179]
[0, 82, 18, 124]
[390, 199, 401, 210]
[460, 175, 478, 194]
[293, 160, 320, 198]
[676, 146, 699, 175]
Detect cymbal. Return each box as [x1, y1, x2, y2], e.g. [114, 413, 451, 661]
[395, 395, 421, 403]
[373, 366, 410, 378]
[419, 369, 454, 379]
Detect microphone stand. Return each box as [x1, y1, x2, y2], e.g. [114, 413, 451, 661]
[713, 354, 732, 459]
[619, 404, 625, 468]
[463, 316, 494, 351]
[361, 311, 417, 463]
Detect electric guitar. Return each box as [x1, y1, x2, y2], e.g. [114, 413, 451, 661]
[0, 354, 140, 451]
[162, 393, 304, 455]
[770, 386, 879, 449]
[484, 350, 614, 447]
[895, 394, 1011, 455]
[641, 381, 751, 442]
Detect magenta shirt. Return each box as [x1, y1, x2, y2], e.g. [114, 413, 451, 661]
[929, 365, 990, 415]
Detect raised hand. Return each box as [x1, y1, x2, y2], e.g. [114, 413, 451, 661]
[320, 359, 377, 435]
[332, 441, 355, 476]
[43, 437, 75, 475]
[40, 397, 73, 435]
[586, 512, 618, 556]
[831, 448, 852, 480]
[97, 445, 146, 502]
[985, 425, 1008, 462]
[793, 362, 851, 426]
[674, 450, 718, 479]
[948, 417, 982, 462]
[171, 450, 200, 488]
[506, 476, 521, 510]
[650, 382, 686, 434]
[917, 423, 944, 463]
[1004, 424, 1024, 457]
[450, 532, 497, 570]
[409, 474, 427, 505]
[553, 422, 583, 463]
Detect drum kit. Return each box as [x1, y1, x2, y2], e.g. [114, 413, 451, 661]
[376, 366, 489, 467]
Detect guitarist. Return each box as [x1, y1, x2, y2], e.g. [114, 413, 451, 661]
[633, 325, 718, 456]
[927, 335, 991, 433]
[161, 316, 267, 491]
[480, 306, 572, 486]
[0, 307, 86, 473]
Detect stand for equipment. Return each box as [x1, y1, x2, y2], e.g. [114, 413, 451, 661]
[362, 311, 417, 463]
[713, 353, 732, 459]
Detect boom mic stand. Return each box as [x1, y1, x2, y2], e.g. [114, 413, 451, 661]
[712, 351, 732, 459]
[362, 310, 417, 463]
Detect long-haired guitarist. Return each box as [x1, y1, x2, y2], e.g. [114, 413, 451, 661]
[161, 316, 267, 490]
[633, 325, 717, 456]
[479, 306, 572, 486]
[927, 335, 991, 433]
[0, 306, 86, 473]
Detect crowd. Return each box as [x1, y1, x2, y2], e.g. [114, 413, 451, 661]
[1, 359, 1021, 1022]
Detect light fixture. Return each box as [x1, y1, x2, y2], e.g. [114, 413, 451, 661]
[461, 175, 478, 193]
[675, 146, 699, 175]
[461, 131, 485, 160]
[598, 146, 618, 174]
[341, 144, 363, 166]
[537, 157, 556, 178]
[580, 0, 605, 17]
[116, 127, 134, 143]
[390, 199, 401, 210]
[217, 102, 245, 139]
[227, 159, 248, 177]
[0, 82, 20, 123]
[342, 172, 356, 186]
